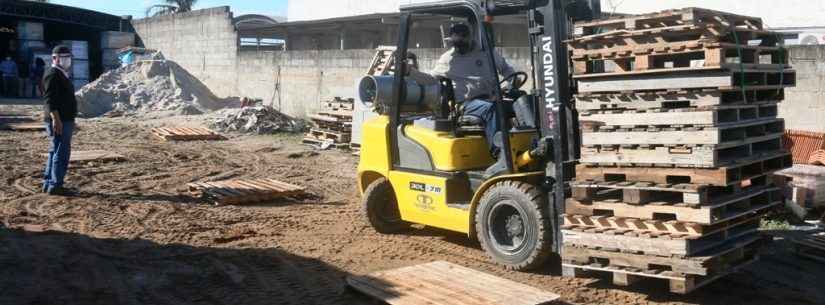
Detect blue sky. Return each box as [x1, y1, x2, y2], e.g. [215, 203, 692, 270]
[49, 0, 288, 18]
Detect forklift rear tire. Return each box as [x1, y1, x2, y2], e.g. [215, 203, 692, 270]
[362, 178, 409, 234]
[475, 180, 552, 271]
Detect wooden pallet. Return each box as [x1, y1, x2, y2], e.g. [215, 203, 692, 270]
[580, 137, 784, 168]
[306, 128, 350, 143]
[573, 42, 787, 75]
[39, 150, 125, 163]
[572, 174, 769, 205]
[152, 127, 226, 141]
[367, 46, 398, 76]
[575, 88, 784, 112]
[580, 105, 778, 127]
[792, 232, 825, 263]
[347, 261, 560, 305]
[565, 187, 781, 225]
[323, 97, 355, 111]
[574, 7, 763, 36]
[562, 252, 760, 294]
[583, 119, 784, 146]
[574, 152, 792, 186]
[188, 178, 305, 205]
[562, 211, 765, 238]
[576, 68, 796, 94]
[301, 136, 350, 149]
[563, 233, 763, 276]
[2, 122, 45, 131]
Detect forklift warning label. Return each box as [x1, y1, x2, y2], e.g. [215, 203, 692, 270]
[409, 182, 442, 194]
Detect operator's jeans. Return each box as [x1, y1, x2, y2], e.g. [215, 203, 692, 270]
[43, 120, 75, 191]
[463, 99, 505, 157]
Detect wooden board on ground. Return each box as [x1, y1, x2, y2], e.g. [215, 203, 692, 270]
[565, 187, 781, 225]
[792, 232, 825, 263]
[2, 122, 45, 131]
[563, 234, 763, 276]
[152, 127, 226, 141]
[39, 150, 125, 163]
[574, 153, 792, 186]
[347, 261, 560, 305]
[562, 254, 759, 294]
[188, 178, 305, 205]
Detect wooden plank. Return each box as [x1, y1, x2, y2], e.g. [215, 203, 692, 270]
[564, 188, 781, 225]
[347, 261, 560, 305]
[562, 220, 759, 257]
[39, 150, 125, 163]
[3, 122, 45, 131]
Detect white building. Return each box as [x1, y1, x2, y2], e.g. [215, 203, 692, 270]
[288, 0, 825, 43]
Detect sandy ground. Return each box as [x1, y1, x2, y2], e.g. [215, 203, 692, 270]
[2, 104, 824, 305]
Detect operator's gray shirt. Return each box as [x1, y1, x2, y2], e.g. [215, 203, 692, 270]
[411, 46, 515, 103]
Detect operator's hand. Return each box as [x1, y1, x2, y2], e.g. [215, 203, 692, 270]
[52, 118, 63, 136]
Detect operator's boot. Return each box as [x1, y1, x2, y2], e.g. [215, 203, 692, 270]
[484, 132, 509, 178]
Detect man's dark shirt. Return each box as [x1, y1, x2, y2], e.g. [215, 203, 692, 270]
[42, 67, 77, 122]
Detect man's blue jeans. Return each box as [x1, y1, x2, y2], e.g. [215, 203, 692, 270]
[43, 120, 74, 191]
[463, 99, 508, 157]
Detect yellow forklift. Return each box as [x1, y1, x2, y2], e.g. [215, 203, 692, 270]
[356, 0, 600, 271]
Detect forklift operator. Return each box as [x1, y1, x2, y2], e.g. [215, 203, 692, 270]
[409, 23, 516, 160]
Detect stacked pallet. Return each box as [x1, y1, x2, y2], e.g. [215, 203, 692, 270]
[563, 8, 793, 294]
[303, 97, 354, 149]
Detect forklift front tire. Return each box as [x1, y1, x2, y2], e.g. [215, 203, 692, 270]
[475, 180, 552, 271]
[362, 178, 409, 234]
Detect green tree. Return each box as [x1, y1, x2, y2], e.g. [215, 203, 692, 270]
[145, 0, 199, 17]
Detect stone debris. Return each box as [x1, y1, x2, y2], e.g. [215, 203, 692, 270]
[210, 106, 306, 134]
[75, 52, 234, 117]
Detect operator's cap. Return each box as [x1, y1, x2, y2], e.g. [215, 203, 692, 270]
[448, 23, 471, 36]
[52, 45, 72, 56]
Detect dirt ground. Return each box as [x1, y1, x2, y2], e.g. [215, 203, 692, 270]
[1, 104, 824, 305]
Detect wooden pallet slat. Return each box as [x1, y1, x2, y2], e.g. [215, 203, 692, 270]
[347, 261, 560, 305]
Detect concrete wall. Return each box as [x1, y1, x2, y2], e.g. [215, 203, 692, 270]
[131, 7, 239, 98]
[289, 0, 825, 28]
[235, 47, 532, 116]
[781, 46, 825, 132]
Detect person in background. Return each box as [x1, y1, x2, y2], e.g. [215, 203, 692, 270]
[0, 55, 19, 97]
[31, 58, 46, 97]
[42, 45, 78, 196]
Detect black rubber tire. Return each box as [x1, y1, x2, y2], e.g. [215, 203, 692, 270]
[362, 178, 409, 233]
[475, 180, 552, 271]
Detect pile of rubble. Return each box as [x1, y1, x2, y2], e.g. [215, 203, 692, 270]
[210, 106, 306, 134]
[75, 52, 233, 117]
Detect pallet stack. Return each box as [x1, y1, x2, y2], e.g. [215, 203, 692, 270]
[562, 8, 794, 294]
[303, 97, 355, 149]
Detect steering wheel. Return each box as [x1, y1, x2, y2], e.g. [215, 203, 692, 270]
[500, 72, 528, 91]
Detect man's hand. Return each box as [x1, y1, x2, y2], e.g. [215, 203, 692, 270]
[50, 112, 62, 136]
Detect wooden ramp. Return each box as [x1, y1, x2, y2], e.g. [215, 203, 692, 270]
[40, 150, 125, 163]
[188, 178, 305, 205]
[347, 261, 560, 305]
[152, 127, 226, 141]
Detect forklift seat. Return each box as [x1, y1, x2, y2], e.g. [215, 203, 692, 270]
[457, 114, 485, 133]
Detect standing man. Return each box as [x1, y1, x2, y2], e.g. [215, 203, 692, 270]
[42, 45, 77, 195]
[0, 55, 19, 97]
